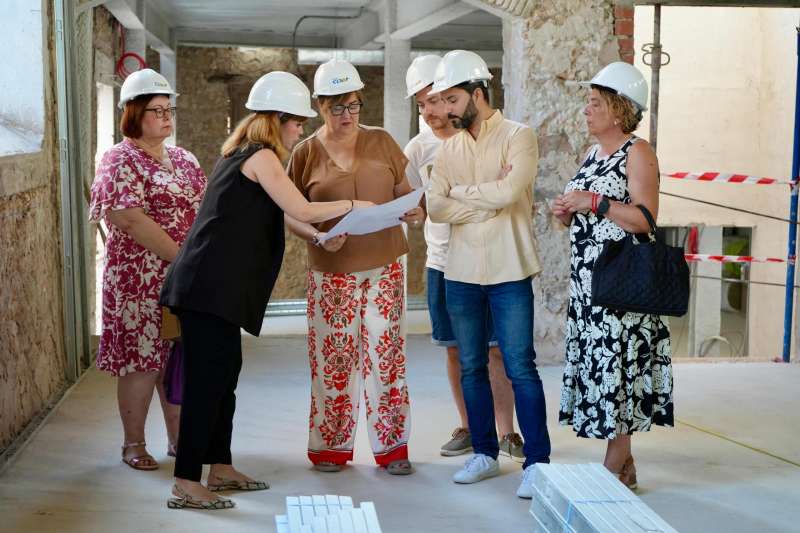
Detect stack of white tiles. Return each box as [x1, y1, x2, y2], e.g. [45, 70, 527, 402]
[528, 463, 678, 533]
[275, 495, 383, 533]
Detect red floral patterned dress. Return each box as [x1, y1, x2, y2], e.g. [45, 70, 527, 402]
[89, 138, 206, 376]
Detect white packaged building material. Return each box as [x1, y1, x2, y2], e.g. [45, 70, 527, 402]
[275, 494, 382, 533]
[528, 463, 678, 533]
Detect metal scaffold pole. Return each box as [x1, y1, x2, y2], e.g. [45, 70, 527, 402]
[782, 22, 800, 363]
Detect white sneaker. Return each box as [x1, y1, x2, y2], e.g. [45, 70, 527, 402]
[516, 464, 537, 499]
[453, 454, 500, 484]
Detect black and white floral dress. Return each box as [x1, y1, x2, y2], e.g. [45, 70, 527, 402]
[558, 136, 674, 440]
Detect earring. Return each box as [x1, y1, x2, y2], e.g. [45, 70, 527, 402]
[614, 120, 619, 125]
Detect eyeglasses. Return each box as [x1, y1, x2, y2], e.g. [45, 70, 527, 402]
[145, 106, 177, 119]
[330, 102, 362, 116]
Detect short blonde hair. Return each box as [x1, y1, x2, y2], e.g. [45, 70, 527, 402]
[221, 112, 288, 160]
[594, 85, 642, 134]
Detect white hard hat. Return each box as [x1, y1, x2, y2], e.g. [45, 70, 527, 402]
[245, 71, 317, 117]
[312, 59, 365, 97]
[429, 50, 492, 95]
[118, 68, 177, 109]
[579, 62, 648, 111]
[405, 55, 441, 98]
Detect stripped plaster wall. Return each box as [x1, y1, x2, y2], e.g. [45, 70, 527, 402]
[502, 0, 624, 363]
[0, 0, 68, 451]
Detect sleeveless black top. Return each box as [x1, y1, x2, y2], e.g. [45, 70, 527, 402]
[160, 144, 285, 336]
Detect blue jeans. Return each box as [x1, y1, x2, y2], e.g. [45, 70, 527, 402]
[427, 267, 498, 348]
[445, 277, 551, 468]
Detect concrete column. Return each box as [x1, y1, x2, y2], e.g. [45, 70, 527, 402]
[382, 0, 411, 145]
[501, 2, 619, 363]
[159, 50, 177, 144]
[124, 28, 146, 71]
[689, 226, 723, 356]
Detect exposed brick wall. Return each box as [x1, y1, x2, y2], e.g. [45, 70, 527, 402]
[614, 1, 635, 64]
[0, 0, 68, 451]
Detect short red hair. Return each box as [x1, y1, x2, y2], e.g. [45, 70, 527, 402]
[119, 94, 154, 139]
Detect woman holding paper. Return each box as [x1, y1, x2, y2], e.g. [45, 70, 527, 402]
[286, 59, 423, 475]
[159, 72, 372, 510]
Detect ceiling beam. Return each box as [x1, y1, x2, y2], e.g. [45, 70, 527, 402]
[141, 2, 173, 54]
[175, 29, 336, 49]
[378, 1, 476, 42]
[460, 0, 518, 20]
[103, 0, 175, 54]
[635, 1, 800, 6]
[338, 8, 383, 49]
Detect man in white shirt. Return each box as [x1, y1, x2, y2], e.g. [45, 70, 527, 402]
[403, 55, 524, 463]
[427, 50, 551, 498]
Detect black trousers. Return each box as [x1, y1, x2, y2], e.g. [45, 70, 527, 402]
[173, 310, 243, 481]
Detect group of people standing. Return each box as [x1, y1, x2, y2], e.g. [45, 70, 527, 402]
[89, 49, 673, 511]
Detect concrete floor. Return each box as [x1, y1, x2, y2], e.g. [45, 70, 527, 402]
[1, 335, 798, 533]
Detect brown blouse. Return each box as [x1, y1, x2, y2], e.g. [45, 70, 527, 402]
[288, 125, 411, 273]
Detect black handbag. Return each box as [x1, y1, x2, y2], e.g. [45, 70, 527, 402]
[591, 205, 690, 317]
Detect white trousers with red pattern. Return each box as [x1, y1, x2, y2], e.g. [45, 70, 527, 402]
[306, 262, 411, 466]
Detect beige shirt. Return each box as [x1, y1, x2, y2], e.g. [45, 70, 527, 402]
[428, 110, 542, 285]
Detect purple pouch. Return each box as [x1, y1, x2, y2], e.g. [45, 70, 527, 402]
[164, 341, 184, 405]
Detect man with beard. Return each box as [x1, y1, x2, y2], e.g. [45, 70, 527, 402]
[427, 50, 551, 498]
[403, 55, 524, 462]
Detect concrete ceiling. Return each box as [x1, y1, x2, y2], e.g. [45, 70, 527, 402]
[137, 0, 503, 51]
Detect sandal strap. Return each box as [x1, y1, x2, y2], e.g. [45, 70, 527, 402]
[122, 441, 147, 450]
[172, 485, 232, 507]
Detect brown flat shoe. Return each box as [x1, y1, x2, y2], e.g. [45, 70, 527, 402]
[386, 459, 413, 475]
[313, 461, 342, 473]
[618, 456, 638, 490]
[121, 441, 158, 471]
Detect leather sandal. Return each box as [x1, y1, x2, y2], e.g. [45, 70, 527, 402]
[121, 441, 158, 471]
[313, 461, 342, 473]
[386, 459, 413, 475]
[208, 476, 269, 492]
[167, 484, 235, 510]
[608, 456, 638, 490]
[619, 456, 638, 490]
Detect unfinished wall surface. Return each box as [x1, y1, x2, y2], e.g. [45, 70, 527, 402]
[176, 47, 309, 300]
[177, 49, 430, 300]
[634, 6, 800, 358]
[0, 0, 68, 451]
[503, 0, 621, 363]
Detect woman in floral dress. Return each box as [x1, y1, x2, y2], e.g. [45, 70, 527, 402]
[552, 63, 673, 489]
[89, 69, 206, 471]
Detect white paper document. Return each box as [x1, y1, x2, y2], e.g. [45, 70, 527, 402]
[319, 187, 426, 243]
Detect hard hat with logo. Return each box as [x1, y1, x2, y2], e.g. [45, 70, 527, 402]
[579, 62, 648, 111]
[405, 54, 442, 98]
[429, 50, 492, 95]
[312, 59, 365, 97]
[118, 68, 178, 109]
[245, 71, 317, 117]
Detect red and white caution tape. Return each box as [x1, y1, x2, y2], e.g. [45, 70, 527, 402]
[685, 254, 793, 265]
[665, 172, 795, 186]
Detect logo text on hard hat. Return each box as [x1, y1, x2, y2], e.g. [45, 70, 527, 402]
[331, 77, 350, 84]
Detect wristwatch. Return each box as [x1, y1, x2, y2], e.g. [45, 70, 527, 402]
[311, 231, 322, 247]
[596, 196, 611, 217]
